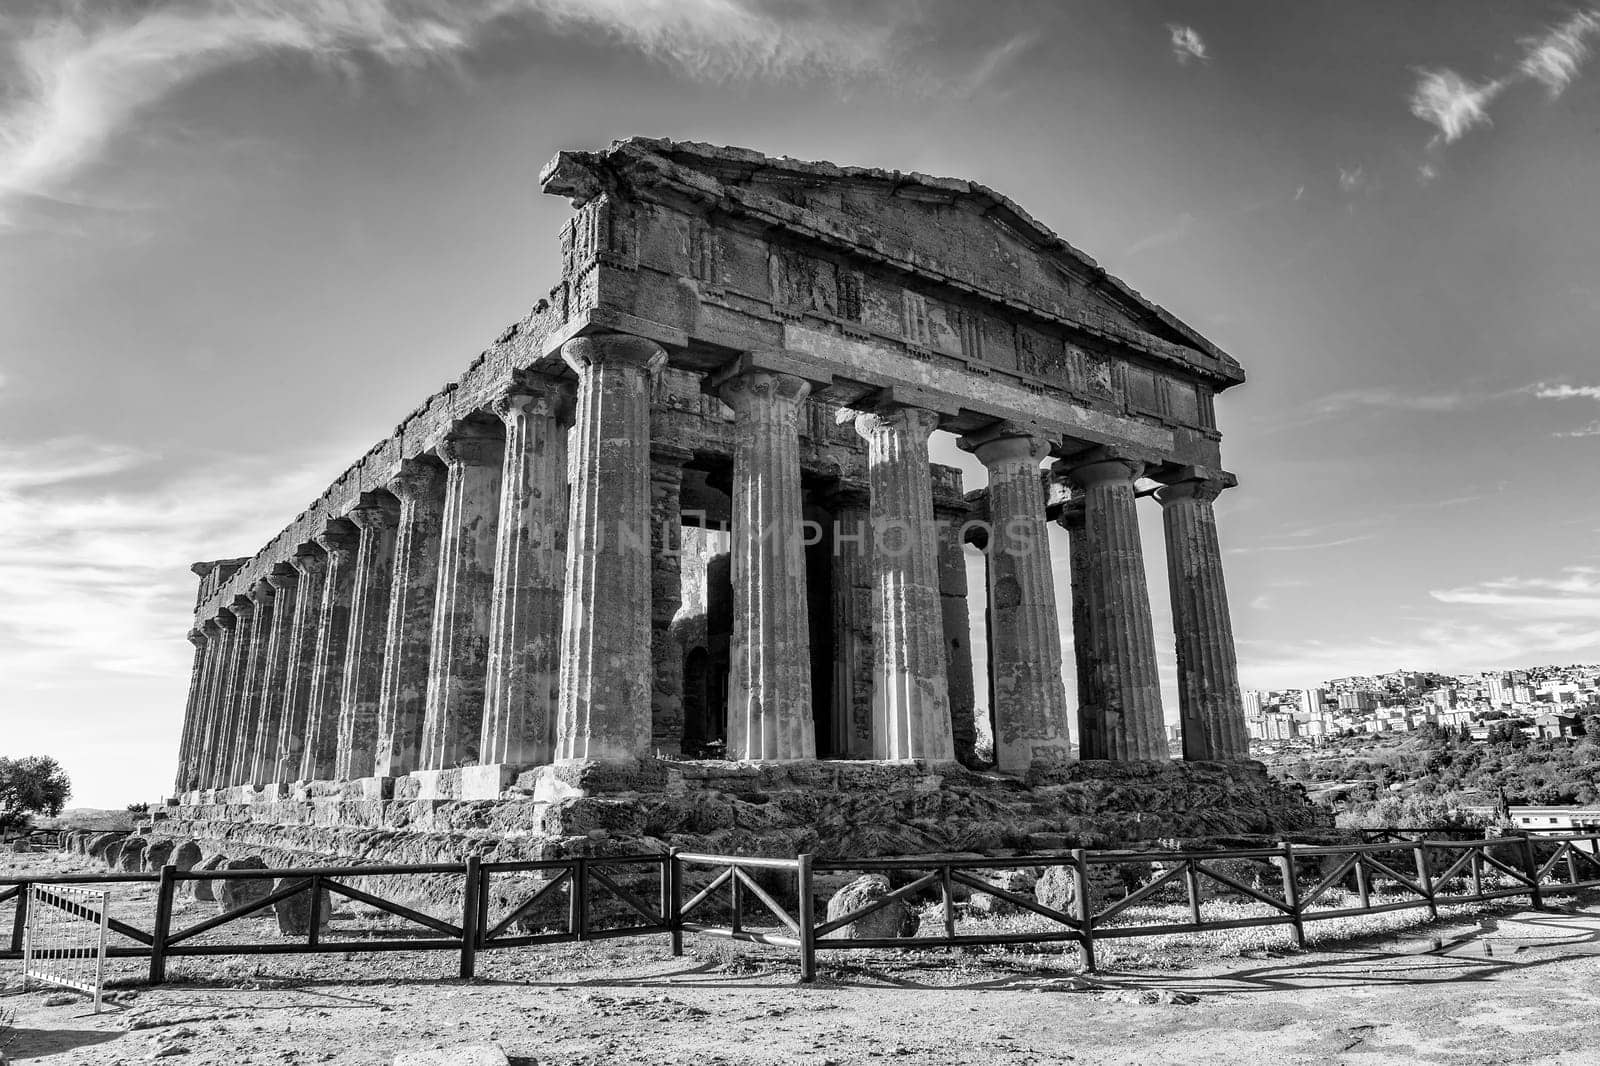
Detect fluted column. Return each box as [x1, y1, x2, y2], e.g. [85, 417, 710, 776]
[968, 430, 1070, 772]
[480, 383, 573, 768]
[337, 497, 400, 779]
[1158, 477, 1249, 760]
[1057, 494, 1106, 759]
[555, 333, 664, 763]
[174, 629, 209, 794]
[1065, 455, 1167, 760]
[275, 546, 327, 783]
[229, 581, 275, 786]
[853, 405, 955, 763]
[375, 459, 446, 777]
[419, 423, 505, 770]
[828, 484, 875, 758]
[719, 368, 815, 761]
[935, 503, 978, 766]
[647, 447, 691, 757]
[301, 522, 359, 781]
[191, 619, 226, 792]
[250, 567, 298, 786]
[209, 599, 255, 791]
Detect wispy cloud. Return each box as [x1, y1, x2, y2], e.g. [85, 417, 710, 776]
[1410, 8, 1600, 153]
[1556, 421, 1600, 438]
[1520, 10, 1600, 97]
[1409, 69, 1505, 145]
[1432, 567, 1600, 618]
[0, 0, 922, 223]
[1337, 164, 1369, 194]
[1530, 382, 1600, 401]
[1167, 23, 1207, 65]
[958, 28, 1039, 96]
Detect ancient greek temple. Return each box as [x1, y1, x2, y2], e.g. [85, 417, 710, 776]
[173, 139, 1249, 807]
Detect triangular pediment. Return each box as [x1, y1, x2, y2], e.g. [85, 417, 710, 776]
[542, 137, 1239, 380]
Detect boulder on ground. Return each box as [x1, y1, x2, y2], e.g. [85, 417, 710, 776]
[218, 856, 273, 915]
[1033, 863, 1128, 914]
[190, 854, 227, 901]
[966, 868, 1037, 918]
[272, 877, 333, 937]
[172, 840, 202, 872]
[824, 874, 919, 940]
[115, 837, 148, 872]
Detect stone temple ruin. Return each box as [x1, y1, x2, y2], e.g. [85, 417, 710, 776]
[161, 139, 1318, 867]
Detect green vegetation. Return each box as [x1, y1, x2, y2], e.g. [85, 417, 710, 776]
[0, 755, 72, 834]
[1264, 720, 1600, 826]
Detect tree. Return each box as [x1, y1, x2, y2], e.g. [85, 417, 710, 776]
[0, 756, 72, 834]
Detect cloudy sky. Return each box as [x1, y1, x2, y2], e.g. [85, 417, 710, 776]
[3, 1, 1598, 806]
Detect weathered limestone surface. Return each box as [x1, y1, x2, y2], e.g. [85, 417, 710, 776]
[969, 430, 1070, 772]
[934, 493, 978, 767]
[231, 581, 276, 787]
[174, 629, 208, 794]
[251, 568, 298, 786]
[555, 334, 663, 763]
[647, 448, 691, 758]
[209, 603, 253, 788]
[828, 484, 874, 759]
[854, 406, 955, 763]
[302, 522, 359, 781]
[276, 547, 328, 784]
[720, 368, 815, 761]
[1158, 478, 1250, 761]
[338, 496, 400, 779]
[480, 382, 572, 768]
[374, 459, 446, 778]
[420, 424, 505, 770]
[1067, 456, 1167, 761]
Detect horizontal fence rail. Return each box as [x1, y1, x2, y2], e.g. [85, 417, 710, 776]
[5, 832, 1600, 984]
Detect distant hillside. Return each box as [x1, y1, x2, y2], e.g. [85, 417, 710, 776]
[34, 808, 136, 832]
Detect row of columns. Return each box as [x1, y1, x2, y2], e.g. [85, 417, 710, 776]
[174, 331, 1248, 796]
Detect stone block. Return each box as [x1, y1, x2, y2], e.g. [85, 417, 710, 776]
[393, 1044, 509, 1066]
[458, 764, 518, 802]
[272, 877, 334, 937]
[823, 874, 919, 940]
[965, 867, 1037, 917]
[142, 839, 175, 872]
[190, 854, 227, 901]
[115, 837, 147, 872]
[218, 856, 273, 915]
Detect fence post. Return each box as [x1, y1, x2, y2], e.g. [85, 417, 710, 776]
[939, 862, 956, 950]
[149, 864, 177, 985]
[459, 854, 481, 980]
[1353, 852, 1371, 911]
[19, 885, 34, 991]
[667, 849, 683, 957]
[1413, 842, 1437, 921]
[574, 857, 589, 942]
[797, 853, 816, 984]
[10, 881, 29, 956]
[307, 875, 323, 949]
[1278, 841, 1305, 950]
[1520, 835, 1545, 910]
[1071, 848, 1096, 974]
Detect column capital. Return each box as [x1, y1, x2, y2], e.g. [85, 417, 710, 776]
[1061, 450, 1146, 487]
[346, 494, 401, 531]
[247, 579, 275, 609]
[849, 403, 941, 442]
[1155, 471, 1238, 507]
[961, 423, 1050, 470]
[650, 443, 696, 469]
[290, 544, 328, 578]
[314, 520, 360, 559]
[561, 332, 667, 373]
[265, 565, 299, 593]
[187, 628, 206, 647]
[492, 375, 574, 425]
[717, 367, 812, 415]
[435, 421, 504, 468]
[224, 598, 253, 623]
[387, 456, 446, 503]
[201, 618, 222, 638]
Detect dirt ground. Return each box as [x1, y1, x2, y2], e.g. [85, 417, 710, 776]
[5, 850, 1600, 1065]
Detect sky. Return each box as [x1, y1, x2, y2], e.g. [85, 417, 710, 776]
[2, 0, 1598, 807]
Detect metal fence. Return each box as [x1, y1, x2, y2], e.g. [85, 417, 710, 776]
[4, 832, 1599, 985]
[20, 884, 110, 1012]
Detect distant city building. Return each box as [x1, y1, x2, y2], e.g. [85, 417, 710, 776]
[1300, 688, 1327, 717]
[1243, 690, 1265, 720]
[1337, 691, 1377, 712]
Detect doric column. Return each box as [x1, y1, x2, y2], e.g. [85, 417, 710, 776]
[301, 521, 359, 781]
[480, 383, 574, 768]
[374, 459, 446, 777]
[191, 618, 226, 791]
[828, 483, 875, 758]
[250, 567, 298, 786]
[719, 368, 815, 762]
[935, 501, 978, 767]
[555, 333, 664, 763]
[229, 581, 276, 786]
[174, 629, 209, 795]
[647, 446, 692, 758]
[1157, 476, 1249, 760]
[337, 496, 400, 779]
[1057, 494, 1106, 759]
[275, 547, 326, 782]
[209, 599, 255, 791]
[1064, 454, 1167, 760]
[967, 429, 1070, 772]
[419, 423, 505, 770]
[852, 404, 955, 763]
